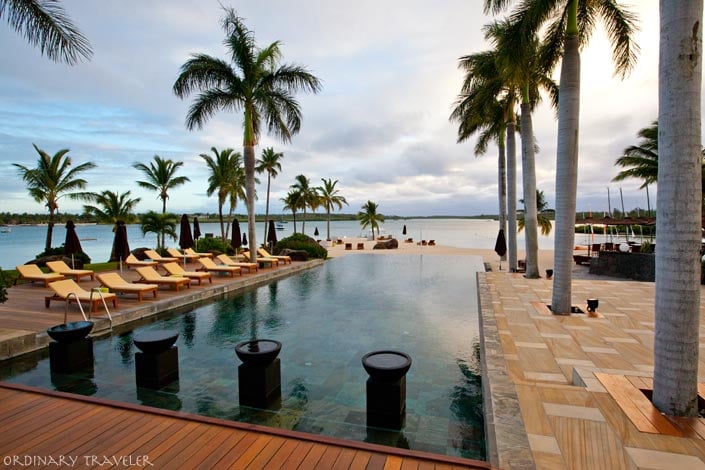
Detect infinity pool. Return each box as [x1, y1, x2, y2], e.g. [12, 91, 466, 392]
[0, 254, 486, 459]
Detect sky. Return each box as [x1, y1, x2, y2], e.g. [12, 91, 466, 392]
[0, 0, 666, 217]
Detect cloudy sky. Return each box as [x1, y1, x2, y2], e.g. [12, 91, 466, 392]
[0, 0, 664, 217]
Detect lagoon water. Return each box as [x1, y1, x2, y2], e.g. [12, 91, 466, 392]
[0, 217, 586, 269]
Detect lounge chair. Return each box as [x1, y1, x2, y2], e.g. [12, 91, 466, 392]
[197, 257, 242, 277]
[15, 264, 65, 287]
[258, 248, 292, 264]
[125, 254, 158, 268]
[45, 260, 95, 282]
[143, 249, 179, 263]
[45, 279, 118, 313]
[242, 250, 278, 268]
[96, 273, 158, 302]
[184, 248, 213, 258]
[134, 266, 191, 291]
[215, 254, 258, 273]
[166, 248, 201, 263]
[162, 262, 212, 285]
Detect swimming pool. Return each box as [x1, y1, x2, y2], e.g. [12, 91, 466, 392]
[0, 254, 486, 460]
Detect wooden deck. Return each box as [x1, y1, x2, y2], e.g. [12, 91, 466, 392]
[479, 270, 705, 469]
[0, 382, 488, 469]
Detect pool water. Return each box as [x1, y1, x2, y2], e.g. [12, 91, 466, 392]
[0, 255, 486, 460]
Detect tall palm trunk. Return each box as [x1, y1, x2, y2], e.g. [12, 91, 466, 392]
[264, 174, 271, 245]
[498, 131, 507, 261]
[507, 120, 518, 272]
[326, 208, 331, 240]
[218, 199, 225, 242]
[551, 34, 581, 314]
[244, 145, 257, 263]
[520, 101, 539, 278]
[45, 210, 56, 252]
[160, 197, 167, 250]
[652, 0, 702, 417]
[301, 208, 307, 234]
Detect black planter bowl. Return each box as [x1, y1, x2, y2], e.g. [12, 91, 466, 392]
[587, 298, 599, 313]
[133, 330, 179, 354]
[235, 339, 282, 366]
[362, 350, 412, 382]
[47, 321, 94, 343]
[545, 269, 554, 279]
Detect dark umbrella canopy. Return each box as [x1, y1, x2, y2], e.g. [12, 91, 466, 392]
[494, 229, 507, 257]
[402, 224, 407, 236]
[64, 220, 83, 255]
[193, 217, 202, 240]
[231, 219, 242, 250]
[179, 214, 194, 249]
[111, 221, 130, 262]
[267, 220, 278, 246]
[313, 226, 319, 237]
[242, 233, 248, 246]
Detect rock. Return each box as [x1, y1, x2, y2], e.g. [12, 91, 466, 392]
[280, 249, 309, 261]
[373, 238, 399, 250]
[31, 254, 85, 269]
[131, 247, 151, 260]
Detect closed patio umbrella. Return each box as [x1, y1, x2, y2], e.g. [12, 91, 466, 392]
[314, 226, 319, 237]
[231, 219, 242, 253]
[64, 220, 83, 268]
[402, 224, 407, 236]
[494, 229, 507, 270]
[111, 221, 130, 271]
[267, 220, 278, 249]
[242, 232, 248, 247]
[193, 217, 202, 249]
[179, 214, 194, 250]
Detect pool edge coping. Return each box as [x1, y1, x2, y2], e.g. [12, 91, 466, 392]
[476, 271, 535, 469]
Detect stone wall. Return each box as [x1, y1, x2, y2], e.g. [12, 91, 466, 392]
[588, 252, 655, 281]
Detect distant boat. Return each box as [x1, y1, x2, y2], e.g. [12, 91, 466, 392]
[275, 223, 285, 231]
[0, 227, 10, 233]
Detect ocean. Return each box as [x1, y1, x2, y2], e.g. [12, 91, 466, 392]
[0, 218, 600, 270]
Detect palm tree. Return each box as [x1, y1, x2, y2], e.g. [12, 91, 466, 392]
[613, 121, 658, 188]
[200, 147, 242, 242]
[488, 0, 639, 311]
[652, 1, 703, 417]
[173, 7, 321, 262]
[281, 190, 303, 234]
[290, 174, 318, 235]
[483, 19, 558, 279]
[451, 37, 531, 272]
[358, 201, 384, 240]
[133, 155, 190, 249]
[83, 190, 140, 225]
[13, 144, 95, 251]
[1, 0, 92, 64]
[256, 147, 284, 244]
[318, 178, 348, 240]
[518, 190, 553, 236]
[139, 211, 177, 251]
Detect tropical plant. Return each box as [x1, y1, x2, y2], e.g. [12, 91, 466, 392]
[518, 190, 552, 236]
[13, 144, 96, 251]
[290, 174, 319, 234]
[82, 190, 140, 226]
[173, 7, 321, 263]
[358, 201, 384, 240]
[486, 0, 639, 311]
[139, 211, 177, 251]
[256, 147, 284, 244]
[1, 0, 92, 64]
[281, 190, 304, 234]
[200, 147, 244, 242]
[274, 233, 327, 260]
[133, 155, 190, 249]
[484, 18, 558, 279]
[451, 48, 511, 266]
[317, 178, 348, 240]
[652, 1, 703, 417]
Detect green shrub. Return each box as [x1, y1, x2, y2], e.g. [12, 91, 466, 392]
[274, 233, 327, 259]
[195, 237, 230, 254]
[38, 246, 91, 264]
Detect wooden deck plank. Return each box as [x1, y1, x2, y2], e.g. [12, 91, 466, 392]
[247, 435, 287, 469]
[332, 448, 357, 469]
[297, 442, 327, 468]
[282, 441, 315, 469]
[314, 445, 342, 469]
[263, 438, 300, 469]
[348, 450, 373, 470]
[180, 427, 244, 469]
[383, 455, 404, 469]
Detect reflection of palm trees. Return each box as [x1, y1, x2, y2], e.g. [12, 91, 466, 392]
[116, 332, 134, 364]
[448, 339, 485, 460]
[181, 313, 196, 348]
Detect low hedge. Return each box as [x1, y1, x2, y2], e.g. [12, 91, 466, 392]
[274, 233, 327, 259]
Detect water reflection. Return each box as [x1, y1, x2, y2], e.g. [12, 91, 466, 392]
[116, 332, 134, 364]
[181, 312, 196, 348]
[51, 369, 97, 395]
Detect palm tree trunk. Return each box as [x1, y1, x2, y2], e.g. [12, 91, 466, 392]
[218, 202, 225, 242]
[520, 101, 539, 278]
[45, 210, 55, 252]
[507, 120, 518, 272]
[302, 208, 306, 234]
[264, 174, 271, 246]
[652, 0, 702, 417]
[326, 207, 331, 240]
[551, 34, 581, 314]
[498, 132, 507, 262]
[244, 145, 257, 263]
[161, 197, 167, 250]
